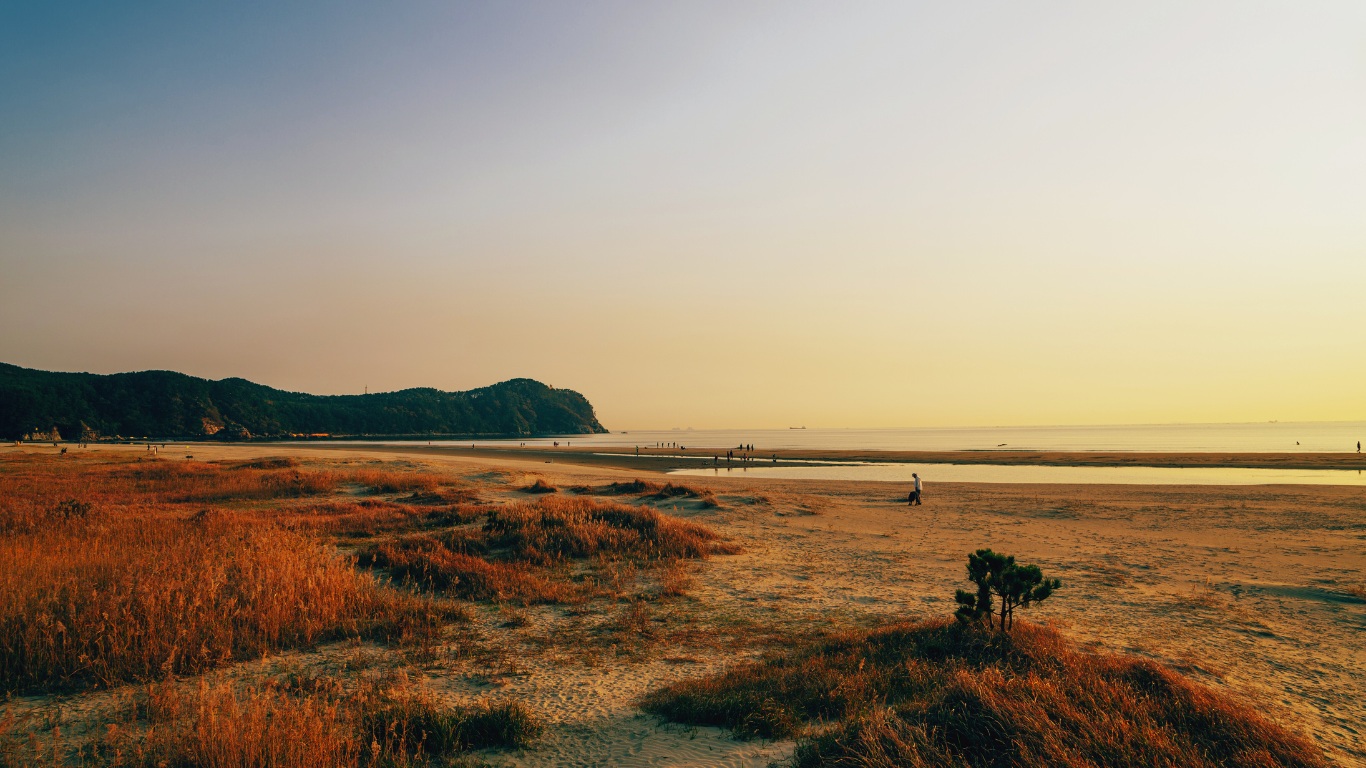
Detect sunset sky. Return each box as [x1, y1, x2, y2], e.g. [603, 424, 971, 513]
[2, 2, 1364, 429]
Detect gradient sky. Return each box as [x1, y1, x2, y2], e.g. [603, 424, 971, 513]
[2, 2, 1364, 429]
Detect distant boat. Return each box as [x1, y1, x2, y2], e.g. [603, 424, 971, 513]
[790, 426, 806, 429]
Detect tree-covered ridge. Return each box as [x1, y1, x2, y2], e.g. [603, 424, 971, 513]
[0, 363, 607, 440]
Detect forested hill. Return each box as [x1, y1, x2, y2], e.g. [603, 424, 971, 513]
[0, 363, 608, 441]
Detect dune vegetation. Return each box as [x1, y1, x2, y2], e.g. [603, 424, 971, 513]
[41, 671, 541, 768]
[0, 450, 743, 765]
[359, 494, 739, 604]
[642, 618, 1329, 768]
[0, 449, 1339, 767]
[0, 455, 468, 694]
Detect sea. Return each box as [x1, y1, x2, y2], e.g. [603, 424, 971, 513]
[317, 422, 1366, 486]
[459, 422, 1364, 454]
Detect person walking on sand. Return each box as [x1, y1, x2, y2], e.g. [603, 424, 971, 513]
[909, 473, 923, 506]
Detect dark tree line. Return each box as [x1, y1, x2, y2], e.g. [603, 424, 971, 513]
[0, 363, 607, 440]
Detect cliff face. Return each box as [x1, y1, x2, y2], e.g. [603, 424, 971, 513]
[0, 363, 607, 440]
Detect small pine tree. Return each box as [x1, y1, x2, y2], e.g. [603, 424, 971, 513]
[954, 549, 1060, 631]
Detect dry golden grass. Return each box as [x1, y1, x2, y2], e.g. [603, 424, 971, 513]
[571, 478, 709, 501]
[290, 499, 484, 539]
[359, 496, 737, 605]
[657, 561, 696, 598]
[361, 534, 570, 604]
[117, 459, 342, 503]
[345, 467, 442, 495]
[0, 454, 457, 694]
[643, 619, 1329, 768]
[522, 477, 558, 494]
[570, 479, 658, 495]
[35, 672, 542, 767]
[483, 495, 736, 564]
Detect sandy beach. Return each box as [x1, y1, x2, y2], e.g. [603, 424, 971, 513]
[4, 441, 1360, 766]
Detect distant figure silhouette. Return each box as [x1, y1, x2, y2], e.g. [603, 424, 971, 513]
[909, 472, 923, 506]
[1358, 441, 1361, 453]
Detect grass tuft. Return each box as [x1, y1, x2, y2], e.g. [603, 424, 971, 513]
[642, 619, 1328, 768]
[361, 534, 569, 604]
[74, 674, 540, 767]
[522, 477, 558, 494]
[484, 496, 737, 564]
[360, 496, 736, 604]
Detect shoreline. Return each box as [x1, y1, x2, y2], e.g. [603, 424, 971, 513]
[296, 444, 1366, 473]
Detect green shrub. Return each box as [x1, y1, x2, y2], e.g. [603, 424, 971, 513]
[954, 549, 1060, 631]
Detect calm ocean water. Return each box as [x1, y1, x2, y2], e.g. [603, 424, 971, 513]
[669, 462, 1366, 486]
[321, 423, 1366, 485]
[407, 422, 1366, 453]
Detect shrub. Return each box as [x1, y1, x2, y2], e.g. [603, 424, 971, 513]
[954, 549, 1060, 631]
[50, 499, 94, 521]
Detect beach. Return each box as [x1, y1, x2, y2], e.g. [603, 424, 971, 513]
[3, 442, 1362, 766]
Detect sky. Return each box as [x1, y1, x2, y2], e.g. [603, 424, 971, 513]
[2, 1, 1364, 429]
